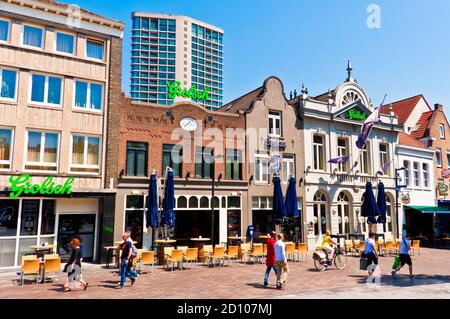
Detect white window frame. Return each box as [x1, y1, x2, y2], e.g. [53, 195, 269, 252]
[313, 134, 325, 171]
[440, 124, 445, 139]
[0, 127, 13, 171]
[24, 130, 60, 172]
[0, 67, 18, 102]
[69, 134, 101, 175]
[337, 137, 349, 172]
[422, 163, 429, 188]
[28, 73, 64, 107]
[54, 30, 76, 56]
[403, 160, 410, 187]
[0, 18, 11, 43]
[413, 162, 420, 188]
[72, 80, 104, 112]
[282, 154, 295, 183]
[254, 153, 269, 184]
[379, 143, 390, 175]
[268, 110, 281, 137]
[436, 148, 442, 168]
[360, 141, 371, 175]
[85, 38, 105, 62]
[21, 23, 44, 50]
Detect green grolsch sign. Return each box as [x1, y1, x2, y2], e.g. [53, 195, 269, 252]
[167, 81, 211, 102]
[347, 109, 367, 121]
[8, 174, 74, 199]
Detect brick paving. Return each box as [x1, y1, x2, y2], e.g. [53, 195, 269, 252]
[1, 248, 449, 299]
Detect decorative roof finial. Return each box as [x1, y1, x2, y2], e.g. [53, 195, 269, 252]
[300, 83, 308, 97]
[346, 60, 353, 82]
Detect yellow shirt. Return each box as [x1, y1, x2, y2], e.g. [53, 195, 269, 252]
[322, 235, 331, 248]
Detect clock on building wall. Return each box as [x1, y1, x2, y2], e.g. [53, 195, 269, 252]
[180, 117, 198, 131]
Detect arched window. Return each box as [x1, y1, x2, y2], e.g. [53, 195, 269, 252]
[385, 195, 393, 233]
[177, 196, 187, 208]
[211, 196, 220, 209]
[337, 192, 352, 234]
[312, 191, 328, 236]
[189, 197, 198, 208]
[200, 196, 209, 208]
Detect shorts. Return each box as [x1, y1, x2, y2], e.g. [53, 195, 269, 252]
[399, 254, 412, 266]
[363, 252, 378, 265]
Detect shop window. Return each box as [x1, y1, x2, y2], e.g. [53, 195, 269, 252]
[125, 195, 145, 248]
[20, 200, 40, 236]
[227, 211, 241, 237]
[211, 197, 220, 208]
[0, 239, 16, 267]
[126, 195, 144, 209]
[188, 197, 198, 208]
[177, 196, 187, 208]
[41, 200, 56, 235]
[227, 197, 240, 208]
[200, 196, 209, 208]
[0, 199, 19, 237]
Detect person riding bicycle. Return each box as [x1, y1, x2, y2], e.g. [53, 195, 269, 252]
[321, 230, 337, 265]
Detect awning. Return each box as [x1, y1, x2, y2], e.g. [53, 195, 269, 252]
[407, 206, 450, 214]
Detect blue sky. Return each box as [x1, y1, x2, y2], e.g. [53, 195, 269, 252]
[68, 0, 450, 113]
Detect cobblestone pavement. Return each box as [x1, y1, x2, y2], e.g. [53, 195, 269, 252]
[1, 248, 449, 299]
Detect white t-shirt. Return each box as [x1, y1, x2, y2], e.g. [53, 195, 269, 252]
[275, 240, 286, 262]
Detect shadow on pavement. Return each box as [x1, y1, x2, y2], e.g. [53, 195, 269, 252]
[246, 282, 277, 290]
[348, 274, 450, 287]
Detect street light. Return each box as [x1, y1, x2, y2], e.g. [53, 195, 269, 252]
[395, 167, 406, 238]
[211, 153, 223, 245]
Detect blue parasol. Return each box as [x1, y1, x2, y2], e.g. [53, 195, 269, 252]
[146, 172, 159, 229]
[161, 169, 175, 229]
[361, 182, 380, 224]
[376, 182, 387, 224]
[273, 175, 286, 225]
[285, 176, 299, 219]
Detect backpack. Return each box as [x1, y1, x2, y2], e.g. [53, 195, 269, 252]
[131, 244, 138, 259]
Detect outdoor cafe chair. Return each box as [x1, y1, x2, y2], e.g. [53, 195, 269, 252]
[240, 243, 251, 263]
[344, 240, 354, 256]
[140, 251, 156, 273]
[412, 240, 420, 256]
[285, 242, 297, 262]
[225, 246, 239, 266]
[353, 240, 361, 252]
[208, 246, 225, 267]
[183, 248, 198, 269]
[262, 244, 267, 258]
[357, 242, 365, 255]
[250, 244, 264, 264]
[165, 249, 184, 271]
[297, 243, 308, 261]
[20, 256, 40, 285]
[384, 240, 395, 256]
[177, 246, 189, 255]
[43, 255, 61, 283]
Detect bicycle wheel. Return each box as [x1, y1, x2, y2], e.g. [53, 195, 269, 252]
[314, 259, 327, 271]
[334, 253, 347, 270]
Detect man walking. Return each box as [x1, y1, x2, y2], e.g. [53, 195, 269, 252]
[392, 234, 414, 280]
[116, 232, 138, 289]
[263, 231, 277, 287]
[275, 233, 289, 289]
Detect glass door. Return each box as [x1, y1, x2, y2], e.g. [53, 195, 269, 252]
[57, 214, 95, 262]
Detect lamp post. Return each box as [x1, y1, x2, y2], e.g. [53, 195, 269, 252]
[211, 153, 223, 245]
[395, 167, 406, 238]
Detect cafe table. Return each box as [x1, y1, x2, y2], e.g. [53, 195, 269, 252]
[190, 238, 211, 263]
[29, 244, 56, 258]
[154, 239, 177, 265]
[227, 236, 247, 246]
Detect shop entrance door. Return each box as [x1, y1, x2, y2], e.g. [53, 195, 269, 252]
[57, 214, 96, 262]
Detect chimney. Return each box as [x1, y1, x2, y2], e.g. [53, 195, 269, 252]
[435, 103, 444, 111]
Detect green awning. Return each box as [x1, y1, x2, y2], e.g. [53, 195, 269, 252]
[407, 206, 450, 214]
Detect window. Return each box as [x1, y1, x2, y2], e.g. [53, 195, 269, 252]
[1, 68, 17, 100]
[0, 20, 9, 42]
[225, 149, 242, 180]
[55, 32, 74, 54]
[125, 195, 144, 248]
[30, 74, 62, 105]
[25, 131, 59, 171]
[126, 142, 148, 176]
[282, 155, 295, 182]
[254, 154, 269, 183]
[337, 192, 351, 234]
[268, 111, 281, 137]
[23, 25, 43, 48]
[162, 144, 182, 177]
[70, 135, 101, 173]
[313, 135, 325, 170]
[177, 196, 187, 208]
[0, 129, 12, 170]
[337, 138, 349, 172]
[86, 39, 104, 60]
[74, 80, 103, 110]
[436, 148, 442, 167]
[313, 191, 327, 236]
[379, 143, 390, 175]
[440, 124, 445, 139]
[413, 162, 420, 187]
[422, 163, 429, 188]
[360, 141, 371, 174]
[403, 161, 410, 186]
[195, 147, 214, 178]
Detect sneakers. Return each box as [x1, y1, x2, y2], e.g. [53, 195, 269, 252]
[131, 278, 136, 286]
[263, 281, 268, 287]
[115, 284, 124, 289]
[391, 271, 398, 280]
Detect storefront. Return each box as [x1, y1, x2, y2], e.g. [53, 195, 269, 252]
[405, 205, 450, 246]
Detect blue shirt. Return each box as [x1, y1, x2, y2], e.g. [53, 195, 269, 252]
[364, 238, 375, 254]
[400, 239, 411, 255]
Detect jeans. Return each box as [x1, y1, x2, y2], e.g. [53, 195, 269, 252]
[264, 265, 278, 284]
[120, 259, 137, 286]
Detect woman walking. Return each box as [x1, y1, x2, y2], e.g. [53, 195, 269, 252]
[63, 238, 88, 292]
[363, 232, 378, 277]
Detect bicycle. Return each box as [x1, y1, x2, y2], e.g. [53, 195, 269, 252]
[313, 244, 347, 271]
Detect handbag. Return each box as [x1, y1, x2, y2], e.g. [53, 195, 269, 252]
[359, 256, 368, 270]
[392, 256, 400, 270]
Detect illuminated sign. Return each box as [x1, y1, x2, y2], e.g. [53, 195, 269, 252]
[8, 174, 74, 199]
[167, 81, 210, 102]
[347, 109, 367, 121]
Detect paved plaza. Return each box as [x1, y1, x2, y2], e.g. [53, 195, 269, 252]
[1, 248, 449, 299]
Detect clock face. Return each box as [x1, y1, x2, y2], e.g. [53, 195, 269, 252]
[180, 117, 198, 131]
